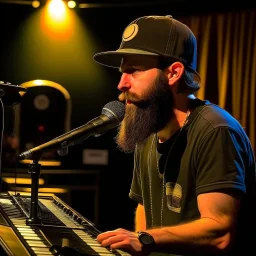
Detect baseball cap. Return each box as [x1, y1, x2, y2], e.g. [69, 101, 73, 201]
[93, 15, 198, 73]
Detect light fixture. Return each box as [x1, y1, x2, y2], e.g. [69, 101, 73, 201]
[3, 177, 45, 185]
[32, 0, 40, 8]
[67, 0, 76, 8]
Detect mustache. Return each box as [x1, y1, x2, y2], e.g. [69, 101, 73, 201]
[118, 92, 150, 109]
[118, 92, 140, 103]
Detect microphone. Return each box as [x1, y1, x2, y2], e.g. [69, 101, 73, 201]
[0, 81, 27, 106]
[17, 100, 125, 160]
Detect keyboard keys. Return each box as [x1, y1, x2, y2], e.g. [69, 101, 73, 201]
[0, 193, 130, 256]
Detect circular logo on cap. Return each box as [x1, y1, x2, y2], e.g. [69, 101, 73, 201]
[122, 24, 139, 42]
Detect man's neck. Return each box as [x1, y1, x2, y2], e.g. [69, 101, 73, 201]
[157, 109, 190, 143]
[157, 94, 196, 142]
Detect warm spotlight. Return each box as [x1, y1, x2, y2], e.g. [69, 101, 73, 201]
[48, 0, 66, 20]
[67, 0, 76, 8]
[32, 0, 40, 8]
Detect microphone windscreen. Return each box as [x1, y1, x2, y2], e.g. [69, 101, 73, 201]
[0, 81, 27, 106]
[102, 100, 125, 122]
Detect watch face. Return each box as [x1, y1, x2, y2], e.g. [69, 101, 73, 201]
[138, 232, 154, 245]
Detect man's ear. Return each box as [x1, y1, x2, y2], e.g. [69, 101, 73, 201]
[166, 62, 185, 83]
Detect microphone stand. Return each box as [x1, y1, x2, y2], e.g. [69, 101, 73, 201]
[26, 151, 42, 226]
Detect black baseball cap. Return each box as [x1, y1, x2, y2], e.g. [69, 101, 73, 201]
[93, 15, 198, 73]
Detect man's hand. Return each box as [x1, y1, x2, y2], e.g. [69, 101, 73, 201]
[97, 228, 150, 256]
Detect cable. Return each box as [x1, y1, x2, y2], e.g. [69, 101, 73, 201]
[12, 104, 18, 195]
[15, 155, 18, 195]
[0, 97, 4, 191]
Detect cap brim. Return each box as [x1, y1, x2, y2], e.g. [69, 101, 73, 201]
[93, 48, 201, 85]
[93, 48, 159, 68]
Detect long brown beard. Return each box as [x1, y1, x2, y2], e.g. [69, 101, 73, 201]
[115, 71, 173, 153]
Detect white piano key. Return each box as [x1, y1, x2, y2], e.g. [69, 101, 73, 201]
[23, 236, 42, 240]
[27, 241, 47, 247]
[31, 247, 52, 252]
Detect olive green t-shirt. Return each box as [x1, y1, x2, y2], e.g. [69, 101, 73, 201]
[129, 102, 256, 255]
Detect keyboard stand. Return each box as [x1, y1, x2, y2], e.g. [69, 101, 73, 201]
[26, 153, 42, 226]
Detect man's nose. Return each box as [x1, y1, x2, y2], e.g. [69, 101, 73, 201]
[117, 73, 131, 91]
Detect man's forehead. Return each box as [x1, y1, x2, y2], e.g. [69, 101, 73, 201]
[120, 55, 160, 68]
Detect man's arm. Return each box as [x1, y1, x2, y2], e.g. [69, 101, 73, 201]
[97, 191, 241, 255]
[146, 190, 241, 254]
[135, 203, 146, 232]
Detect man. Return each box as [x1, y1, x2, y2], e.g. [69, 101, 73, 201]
[93, 15, 256, 256]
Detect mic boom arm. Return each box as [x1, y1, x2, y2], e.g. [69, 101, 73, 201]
[17, 114, 117, 160]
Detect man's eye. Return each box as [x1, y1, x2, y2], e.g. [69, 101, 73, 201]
[133, 69, 144, 74]
[126, 68, 138, 74]
[121, 68, 143, 74]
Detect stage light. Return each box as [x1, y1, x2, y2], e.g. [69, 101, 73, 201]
[67, 0, 76, 8]
[32, 0, 40, 8]
[3, 177, 45, 185]
[48, 0, 66, 20]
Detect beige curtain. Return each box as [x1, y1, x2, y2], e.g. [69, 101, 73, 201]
[180, 9, 256, 151]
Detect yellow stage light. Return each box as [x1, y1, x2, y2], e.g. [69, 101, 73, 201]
[3, 177, 45, 185]
[67, 0, 76, 8]
[19, 159, 62, 166]
[20, 187, 68, 194]
[32, 0, 40, 8]
[48, 0, 66, 20]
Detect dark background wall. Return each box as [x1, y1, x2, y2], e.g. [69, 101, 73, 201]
[0, 0, 254, 232]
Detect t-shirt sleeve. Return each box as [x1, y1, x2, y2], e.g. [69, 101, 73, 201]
[196, 127, 246, 195]
[129, 145, 143, 204]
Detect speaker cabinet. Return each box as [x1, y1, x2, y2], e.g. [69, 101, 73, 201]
[17, 80, 72, 162]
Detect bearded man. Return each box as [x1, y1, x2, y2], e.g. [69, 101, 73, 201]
[93, 15, 256, 256]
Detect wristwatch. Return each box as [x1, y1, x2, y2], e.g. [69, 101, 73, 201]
[137, 231, 156, 248]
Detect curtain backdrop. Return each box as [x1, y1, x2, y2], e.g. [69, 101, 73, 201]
[180, 9, 256, 151]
